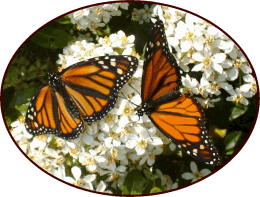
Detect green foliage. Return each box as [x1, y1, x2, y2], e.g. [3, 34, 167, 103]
[224, 131, 242, 155]
[122, 169, 145, 194]
[2, 86, 15, 112]
[229, 104, 248, 121]
[150, 187, 163, 193]
[55, 15, 72, 24]
[30, 27, 74, 49]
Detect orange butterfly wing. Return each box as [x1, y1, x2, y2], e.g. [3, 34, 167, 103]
[60, 56, 138, 122]
[149, 94, 221, 165]
[141, 20, 180, 103]
[25, 86, 84, 139]
[25, 55, 138, 139]
[139, 20, 221, 165]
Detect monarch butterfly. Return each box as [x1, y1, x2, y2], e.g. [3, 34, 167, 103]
[25, 55, 138, 140]
[137, 20, 221, 166]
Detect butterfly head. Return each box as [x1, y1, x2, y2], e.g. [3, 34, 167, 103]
[48, 73, 61, 87]
[137, 103, 153, 117]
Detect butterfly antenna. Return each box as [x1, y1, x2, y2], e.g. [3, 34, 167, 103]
[26, 74, 47, 83]
[124, 116, 141, 130]
[120, 92, 140, 108]
[128, 84, 141, 96]
[142, 120, 153, 141]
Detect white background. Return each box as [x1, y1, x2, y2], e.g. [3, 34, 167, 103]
[1, 0, 259, 196]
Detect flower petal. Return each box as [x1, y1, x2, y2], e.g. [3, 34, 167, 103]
[192, 63, 204, 72]
[190, 161, 198, 173]
[96, 181, 106, 192]
[228, 67, 239, 81]
[243, 74, 255, 83]
[213, 53, 226, 63]
[192, 52, 204, 61]
[240, 65, 252, 74]
[84, 174, 96, 183]
[201, 169, 211, 176]
[182, 172, 194, 180]
[71, 166, 81, 180]
[147, 137, 163, 145]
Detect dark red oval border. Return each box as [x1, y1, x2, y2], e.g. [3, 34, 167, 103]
[1, 1, 259, 196]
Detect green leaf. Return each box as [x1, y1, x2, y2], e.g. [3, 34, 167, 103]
[122, 169, 145, 195]
[96, 29, 104, 37]
[15, 104, 29, 115]
[150, 187, 163, 194]
[2, 86, 15, 112]
[226, 149, 234, 155]
[154, 178, 162, 188]
[215, 128, 227, 138]
[55, 15, 72, 24]
[30, 27, 73, 49]
[143, 181, 154, 194]
[229, 105, 248, 121]
[104, 25, 111, 35]
[5, 66, 20, 80]
[49, 138, 57, 149]
[65, 154, 73, 166]
[224, 131, 242, 151]
[3, 107, 21, 127]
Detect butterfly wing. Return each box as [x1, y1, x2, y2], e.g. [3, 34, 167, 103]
[60, 55, 138, 122]
[141, 20, 180, 103]
[149, 94, 221, 165]
[25, 85, 84, 140]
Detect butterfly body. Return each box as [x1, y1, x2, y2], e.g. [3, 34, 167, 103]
[137, 90, 181, 116]
[25, 55, 138, 139]
[139, 20, 221, 166]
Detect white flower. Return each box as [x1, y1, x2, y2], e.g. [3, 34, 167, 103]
[139, 145, 163, 166]
[142, 4, 154, 22]
[196, 75, 211, 97]
[201, 25, 234, 52]
[79, 149, 106, 172]
[29, 135, 49, 154]
[68, 3, 126, 31]
[125, 128, 163, 156]
[51, 164, 66, 180]
[98, 36, 113, 54]
[104, 130, 122, 147]
[132, 5, 154, 24]
[175, 14, 205, 52]
[205, 72, 233, 96]
[167, 7, 186, 23]
[196, 97, 221, 108]
[118, 3, 129, 10]
[227, 56, 252, 81]
[98, 164, 127, 182]
[96, 180, 112, 193]
[241, 74, 257, 94]
[181, 161, 211, 182]
[110, 30, 135, 48]
[180, 74, 199, 94]
[83, 174, 96, 190]
[132, 8, 143, 23]
[226, 87, 254, 106]
[73, 9, 90, 20]
[154, 169, 176, 190]
[64, 166, 82, 186]
[192, 49, 226, 78]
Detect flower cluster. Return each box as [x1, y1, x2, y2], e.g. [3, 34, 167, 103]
[56, 30, 135, 70]
[132, 4, 155, 24]
[68, 3, 129, 32]
[11, 27, 180, 191]
[154, 6, 257, 107]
